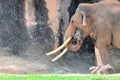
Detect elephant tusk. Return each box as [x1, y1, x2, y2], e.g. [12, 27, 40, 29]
[52, 48, 68, 62]
[46, 37, 72, 56]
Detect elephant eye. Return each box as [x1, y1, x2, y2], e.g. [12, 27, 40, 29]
[71, 20, 74, 23]
[81, 15, 84, 23]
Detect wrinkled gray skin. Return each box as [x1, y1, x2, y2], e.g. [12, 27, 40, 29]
[64, 1, 120, 74]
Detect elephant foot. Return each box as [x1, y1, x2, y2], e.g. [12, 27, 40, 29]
[89, 64, 113, 74]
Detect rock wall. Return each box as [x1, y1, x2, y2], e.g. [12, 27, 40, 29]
[0, 0, 29, 55]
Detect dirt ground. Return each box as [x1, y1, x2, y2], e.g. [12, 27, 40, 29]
[0, 43, 120, 74]
[0, 43, 90, 74]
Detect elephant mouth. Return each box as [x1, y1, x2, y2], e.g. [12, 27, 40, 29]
[72, 30, 81, 45]
[67, 35, 81, 52]
[67, 29, 82, 50]
[71, 38, 78, 45]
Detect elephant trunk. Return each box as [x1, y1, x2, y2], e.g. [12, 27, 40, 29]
[64, 22, 82, 51]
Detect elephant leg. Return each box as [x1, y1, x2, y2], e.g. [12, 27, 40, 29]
[90, 41, 113, 74]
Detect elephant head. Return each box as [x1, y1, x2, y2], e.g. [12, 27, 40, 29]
[46, 4, 94, 61]
[64, 10, 88, 51]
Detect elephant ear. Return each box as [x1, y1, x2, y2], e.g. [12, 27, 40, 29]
[81, 11, 86, 27]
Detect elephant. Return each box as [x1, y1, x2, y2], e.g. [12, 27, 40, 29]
[46, 1, 120, 74]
